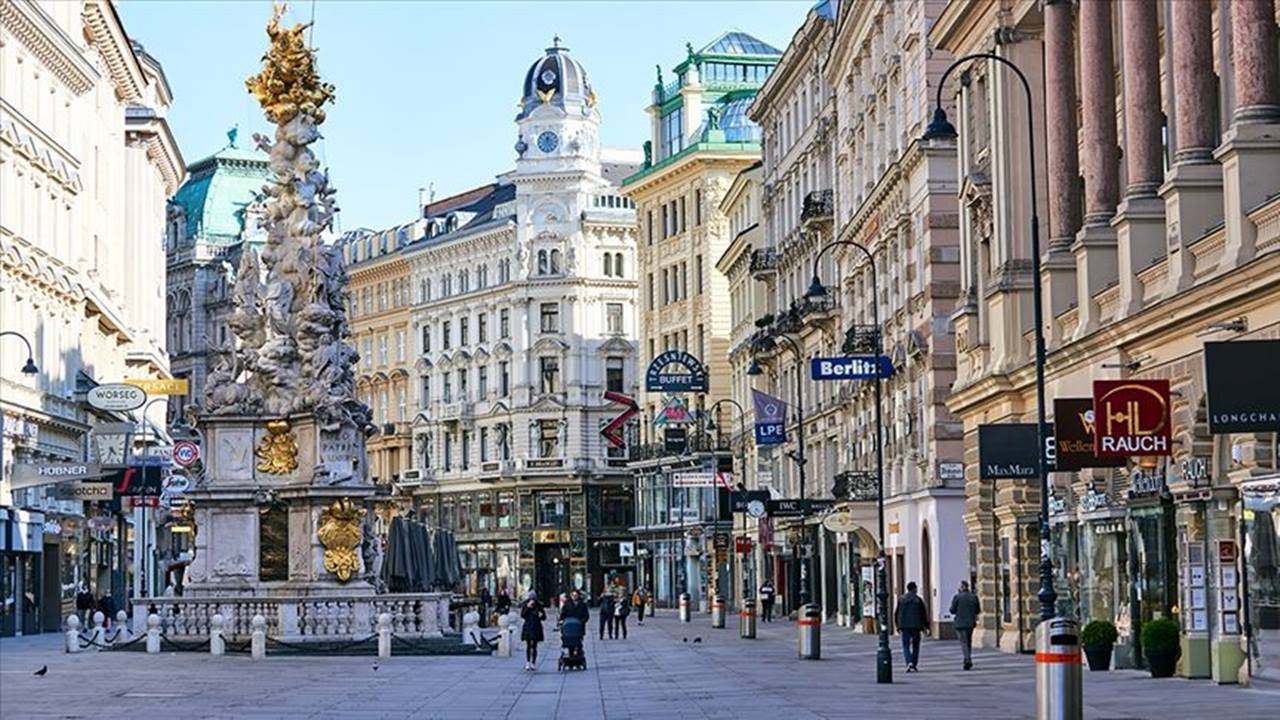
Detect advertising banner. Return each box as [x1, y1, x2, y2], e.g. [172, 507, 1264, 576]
[645, 351, 709, 392]
[978, 424, 1041, 479]
[809, 356, 894, 380]
[752, 389, 786, 446]
[1205, 340, 1280, 434]
[1053, 398, 1126, 471]
[1092, 379, 1172, 457]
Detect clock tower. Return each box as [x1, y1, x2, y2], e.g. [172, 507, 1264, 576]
[514, 37, 602, 175]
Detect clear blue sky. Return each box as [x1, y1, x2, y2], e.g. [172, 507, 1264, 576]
[119, 0, 812, 232]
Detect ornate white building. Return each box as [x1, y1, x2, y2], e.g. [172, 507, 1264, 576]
[0, 0, 183, 635]
[343, 40, 642, 600]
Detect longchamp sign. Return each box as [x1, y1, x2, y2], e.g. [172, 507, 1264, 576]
[645, 350, 708, 392]
[1205, 340, 1280, 434]
[1093, 380, 1172, 457]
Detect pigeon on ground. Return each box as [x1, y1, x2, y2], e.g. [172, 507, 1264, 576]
[692, 637, 702, 644]
[372, 663, 379, 672]
[33, 666, 47, 676]
[682, 637, 688, 643]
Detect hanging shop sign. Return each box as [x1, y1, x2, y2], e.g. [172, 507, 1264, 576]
[730, 490, 770, 513]
[601, 391, 638, 448]
[1093, 379, 1172, 457]
[124, 378, 189, 396]
[106, 465, 164, 497]
[1128, 467, 1166, 498]
[1048, 493, 1069, 517]
[767, 498, 834, 517]
[645, 350, 708, 392]
[1079, 487, 1110, 512]
[751, 389, 787, 446]
[52, 482, 114, 501]
[86, 383, 147, 412]
[809, 356, 894, 381]
[672, 471, 716, 488]
[1205, 340, 1280, 434]
[663, 426, 687, 454]
[821, 510, 862, 534]
[172, 440, 201, 467]
[978, 424, 1041, 479]
[10, 462, 103, 491]
[1053, 398, 1127, 471]
[91, 423, 136, 466]
[1092, 520, 1125, 535]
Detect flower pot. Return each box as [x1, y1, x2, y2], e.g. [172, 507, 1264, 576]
[1084, 643, 1113, 671]
[1145, 646, 1180, 678]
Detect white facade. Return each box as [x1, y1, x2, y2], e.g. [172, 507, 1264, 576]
[0, 0, 183, 632]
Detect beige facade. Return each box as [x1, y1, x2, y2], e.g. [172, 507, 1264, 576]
[1, 0, 183, 631]
[933, 0, 1280, 682]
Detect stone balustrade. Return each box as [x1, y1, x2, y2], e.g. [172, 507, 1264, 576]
[133, 593, 450, 641]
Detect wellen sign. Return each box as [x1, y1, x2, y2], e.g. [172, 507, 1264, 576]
[1093, 379, 1172, 458]
[1053, 398, 1125, 471]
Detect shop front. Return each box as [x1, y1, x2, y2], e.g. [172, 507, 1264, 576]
[1242, 477, 1280, 682]
[0, 507, 45, 637]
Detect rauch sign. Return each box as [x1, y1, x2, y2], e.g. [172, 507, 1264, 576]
[1093, 379, 1172, 458]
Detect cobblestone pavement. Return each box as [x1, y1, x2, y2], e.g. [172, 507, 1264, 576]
[2, 610, 1277, 719]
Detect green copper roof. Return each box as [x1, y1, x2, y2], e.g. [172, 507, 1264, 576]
[699, 32, 781, 57]
[171, 137, 270, 245]
[621, 139, 761, 187]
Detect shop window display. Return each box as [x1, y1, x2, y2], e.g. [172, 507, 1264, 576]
[1243, 482, 1280, 681]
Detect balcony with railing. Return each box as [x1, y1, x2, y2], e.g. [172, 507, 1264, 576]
[800, 189, 834, 228]
[436, 401, 474, 424]
[750, 248, 780, 279]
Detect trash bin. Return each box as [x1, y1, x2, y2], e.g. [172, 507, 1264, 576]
[1035, 617, 1082, 720]
[739, 599, 756, 639]
[798, 603, 821, 660]
[711, 596, 726, 629]
[678, 592, 691, 623]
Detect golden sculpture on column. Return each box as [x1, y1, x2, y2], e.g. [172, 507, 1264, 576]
[255, 420, 299, 474]
[318, 498, 364, 583]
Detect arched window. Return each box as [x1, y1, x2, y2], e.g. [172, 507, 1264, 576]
[614, 252, 624, 278]
[549, 249, 562, 274]
[537, 250, 549, 275]
[603, 253, 613, 277]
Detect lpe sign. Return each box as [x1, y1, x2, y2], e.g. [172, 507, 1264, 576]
[1093, 380, 1172, 458]
[810, 356, 893, 381]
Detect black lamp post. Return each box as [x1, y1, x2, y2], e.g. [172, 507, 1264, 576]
[0, 331, 40, 374]
[748, 332, 810, 608]
[705, 398, 747, 450]
[805, 240, 892, 684]
[922, 53, 1056, 623]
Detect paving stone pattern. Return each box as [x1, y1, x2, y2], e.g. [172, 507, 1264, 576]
[1, 611, 1276, 719]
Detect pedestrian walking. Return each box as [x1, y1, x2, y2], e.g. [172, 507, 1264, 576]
[894, 581, 929, 672]
[479, 586, 492, 627]
[949, 580, 981, 670]
[97, 594, 115, 628]
[520, 591, 547, 671]
[598, 591, 616, 640]
[495, 589, 512, 618]
[614, 591, 631, 639]
[759, 580, 776, 622]
[634, 587, 648, 623]
[560, 589, 590, 625]
[75, 584, 94, 626]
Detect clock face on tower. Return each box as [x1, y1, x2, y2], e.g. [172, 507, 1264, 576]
[537, 131, 559, 153]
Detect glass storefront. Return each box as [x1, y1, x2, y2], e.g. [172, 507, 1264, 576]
[1081, 518, 1130, 640]
[1242, 481, 1280, 681]
[1127, 503, 1177, 665]
[1050, 519, 1081, 621]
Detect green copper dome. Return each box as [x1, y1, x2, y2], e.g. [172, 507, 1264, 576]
[171, 132, 270, 244]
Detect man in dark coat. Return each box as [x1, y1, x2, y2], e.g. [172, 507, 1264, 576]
[894, 581, 929, 672]
[560, 589, 590, 625]
[949, 580, 981, 670]
[597, 591, 615, 640]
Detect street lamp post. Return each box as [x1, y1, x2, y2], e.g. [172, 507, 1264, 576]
[805, 240, 892, 684]
[748, 333, 809, 608]
[922, 53, 1056, 622]
[0, 331, 40, 375]
[706, 398, 747, 614]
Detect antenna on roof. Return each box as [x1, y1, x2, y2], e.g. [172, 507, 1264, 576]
[429, 182, 436, 203]
[418, 187, 427, 216]
[553, 35, 561, 48]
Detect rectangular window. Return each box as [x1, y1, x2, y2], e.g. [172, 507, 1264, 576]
[443, 374, 453, 403]
[480, 427, 489, 462]
[398, 389, 406, 421]
[540, 302, 560, 333]
[539, 356, 560, 394]
[460, 317, 470, 346]
[647, 211, 654, 245]
[397, 331, 406, 362]
[680, 196, 687, 232]
[420, 375, 430, 404]
[378, 336, 388, 366]
[497, 491, 515, 528]
[461, 431, 470, 471]
[538, 421, 560, 459]
[457, 368, 468, 399]
[421, 325, 431, 354]
[697, 323, 704, 360]
[606, 356, 624, 393]
[499, 309, 510, 339]
[680, 262, 688, 300]
[478, 366, 488, 398]
[478, 313, 488, 343]
[499, 361, 510, 397]
[647, 272, 655, 310]
[442, 321, 452, 350]
[660, 268, 669, 304]
[696, 256, 704, 295]
[606, 303, 624, 334]
[444, 434, 452, 471]
[695, 188, 702, 225]
[661, 205, 669, 239]
[362, 339, 372, 368]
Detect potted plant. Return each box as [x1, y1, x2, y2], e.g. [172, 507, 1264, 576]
[1140, 617, 1181, 678]
[1081, 620, 1118, 671]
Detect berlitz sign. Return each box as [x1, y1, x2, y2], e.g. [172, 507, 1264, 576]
[1093, 380, 1172, 457]
[978, 424, 1041, 480]
[1205, 340, 1280, 434]
[809, 356, 893, 380]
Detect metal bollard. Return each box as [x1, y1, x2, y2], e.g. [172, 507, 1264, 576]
[711, 596, 726, 629]
[798, 603, 821, 660]
[376, 612, 392, 659]
[678, 593, 691, 623]
[739, 599, 756, 639]
[114, 611, 132, 644]
[1035, 617, 1083, 720]
[146, 614, 161, 654]
[66, 615, 83, 654]
[251, 614, 266, 660]
[210, 613, 225, 656]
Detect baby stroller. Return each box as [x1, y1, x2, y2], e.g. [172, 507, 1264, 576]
[558, 616, 586, 671]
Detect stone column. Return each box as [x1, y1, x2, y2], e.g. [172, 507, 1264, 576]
[1162, 0, 1224, 295]
[1113, 0, 1167, 316]
[1041, 0, 1080, 345]
[1216, 0, 1280, 267]
[1072, 0, 1119, 338]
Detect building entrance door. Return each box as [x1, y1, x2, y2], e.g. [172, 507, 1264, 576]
[535, 544, 570, 601]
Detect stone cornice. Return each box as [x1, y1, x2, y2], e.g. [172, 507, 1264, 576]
[126, 114, 184, 195]
[82, 0, 146, 103]
[0, 0, 96, 95]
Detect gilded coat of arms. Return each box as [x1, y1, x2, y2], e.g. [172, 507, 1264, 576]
[255, 420, 299, 474]
[318, 498, 363, 582]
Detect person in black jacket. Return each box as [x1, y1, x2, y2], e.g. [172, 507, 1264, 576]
[495, 589, 512, 617]
[597, 591, 615, 640]
[613, 592, 631, 639]
[894, 581, 930, 672]
[560, 589, 590, 625]
[520, 591, 547, 671]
